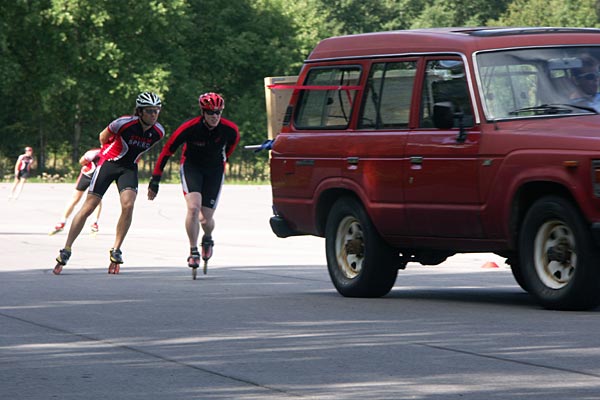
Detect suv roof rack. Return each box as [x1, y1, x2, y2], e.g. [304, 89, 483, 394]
[468, 27, 600, 37]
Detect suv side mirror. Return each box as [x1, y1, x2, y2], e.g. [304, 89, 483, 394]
[433, 101, 467, 143]
[433, 101, 454, 129]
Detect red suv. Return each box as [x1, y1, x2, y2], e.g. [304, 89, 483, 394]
[268, 27, 600, 310]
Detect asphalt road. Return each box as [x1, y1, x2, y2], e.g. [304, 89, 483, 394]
[1, 183, 600, 399]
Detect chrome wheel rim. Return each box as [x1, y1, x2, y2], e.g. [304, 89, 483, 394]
[335, 216, 364, 279]
[533, 220, 577, 289]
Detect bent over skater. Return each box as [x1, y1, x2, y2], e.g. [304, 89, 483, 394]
[49, 148, 103, 235]
[148, 92, 239, 275]
[53, 92, 165, 275]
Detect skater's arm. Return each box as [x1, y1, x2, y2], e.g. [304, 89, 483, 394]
[152, 119, 196, 178]
[14, 155, 23, 175]
[222, 119, 240, 160]
[99, 127, 113, 145]
[148, 120, 194, 200]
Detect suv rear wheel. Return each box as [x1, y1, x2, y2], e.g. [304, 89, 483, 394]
[519, 196, 600, 310]
[325, 197, 398, 297]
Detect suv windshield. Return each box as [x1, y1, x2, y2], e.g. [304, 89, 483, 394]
[476, 46, 600, 120]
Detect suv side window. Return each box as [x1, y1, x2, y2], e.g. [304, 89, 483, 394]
[419, 59, 474, 128]
[359, 61, 417, 129]
[294, 66, 361, 129]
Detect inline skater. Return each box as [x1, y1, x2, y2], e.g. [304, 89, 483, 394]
[148, 92, 239, 278]
[9, 146, 35, 200]
[53, 92, 165, 275]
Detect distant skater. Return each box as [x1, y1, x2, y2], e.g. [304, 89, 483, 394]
[9, 146, 35, 200]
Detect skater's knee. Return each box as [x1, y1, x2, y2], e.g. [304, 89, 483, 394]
[119, 189, 137, 209]
[81, 203, 99, 217]
[121, 203, 135, 215]
[120, 197, 135, 209]
[187, 205, 201, 218]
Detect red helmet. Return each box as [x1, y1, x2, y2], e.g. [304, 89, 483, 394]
[198, 92, 224, 111]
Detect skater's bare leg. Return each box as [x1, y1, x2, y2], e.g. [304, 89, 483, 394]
[200, 206, 215, 238]
[64, 194, 102, 248]
[61, 189, 85, 222]
[112, 189, 136, 250]
[185, 192, 202, 247]
[9, 178, 19, 198]
[92, 200, 102, 224]
[185, 193, 216, 243]
[10, 178, 26, 199]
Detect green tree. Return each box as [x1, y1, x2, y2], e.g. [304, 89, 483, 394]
[408, 0, 513, 28]
[0, 0, 56, 173]
[494, 0, 599, 27]
[41, 0, 190, 165]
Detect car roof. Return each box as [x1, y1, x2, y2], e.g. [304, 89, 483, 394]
[306, 27, 600, 62]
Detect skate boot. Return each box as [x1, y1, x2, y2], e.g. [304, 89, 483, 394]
[53, 248, 71, 275]
[90, 222, 99, 233]
[188, 249, 201, 280]
[108, 248, 123, 274]
[201, 236, 214, 275]
[49, 222, 65, 236]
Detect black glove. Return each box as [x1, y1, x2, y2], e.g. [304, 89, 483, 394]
[148, 175, 161, 194]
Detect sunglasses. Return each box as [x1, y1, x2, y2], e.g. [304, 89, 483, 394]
[204, 109, 222, 116]
[143, 108, 161, 115]
[576, 72, 600, 81]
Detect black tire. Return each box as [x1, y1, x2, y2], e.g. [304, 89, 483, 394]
[506, 255, 529, 292]
[325, 197, 398, 297]
[519, 196, 600, 310]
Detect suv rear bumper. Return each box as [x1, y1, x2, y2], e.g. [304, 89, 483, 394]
[270, 216, 303, 238]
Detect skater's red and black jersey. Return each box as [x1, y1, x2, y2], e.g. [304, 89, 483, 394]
[16, 155, 34, 172]
[100, 116, 165, 167]
[152, 116, 239, 177]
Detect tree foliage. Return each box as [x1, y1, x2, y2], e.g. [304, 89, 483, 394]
[493, 0, 599, 27]
[1, 0, 599, 180]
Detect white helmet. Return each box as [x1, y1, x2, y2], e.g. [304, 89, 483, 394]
[136, 92, 162, 108]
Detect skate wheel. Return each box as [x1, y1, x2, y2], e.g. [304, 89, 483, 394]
[203, 260, 208, 275]
[108, 262, 120, 274]
[53, 264, 63, 275]
[192, 267, 197, 280]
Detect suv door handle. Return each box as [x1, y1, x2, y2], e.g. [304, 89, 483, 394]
[347, 157, 359, 165]
[410, 156, 423, 165]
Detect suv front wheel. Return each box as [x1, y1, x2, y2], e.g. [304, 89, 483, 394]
[325, 197, 398, 297]
[519, 196, 600, 310]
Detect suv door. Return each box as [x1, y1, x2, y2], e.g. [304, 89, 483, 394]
[405, 57, 483, 238]
[344, 59, 418, 237]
